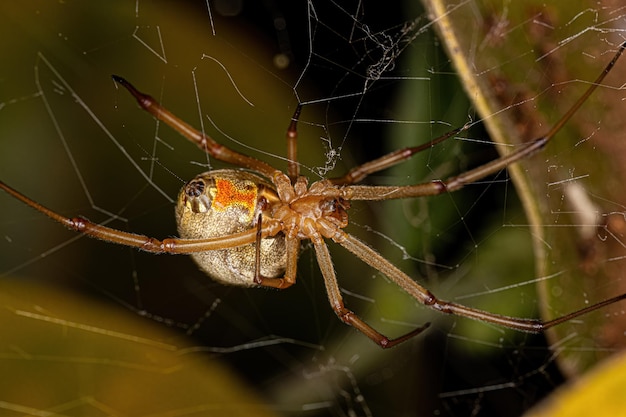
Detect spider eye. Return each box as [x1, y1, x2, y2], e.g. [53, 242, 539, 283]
[186, 179, 205, 197]
[183, 178, 212, 213]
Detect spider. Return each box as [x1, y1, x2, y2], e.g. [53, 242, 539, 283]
[2, 43, 626, 349]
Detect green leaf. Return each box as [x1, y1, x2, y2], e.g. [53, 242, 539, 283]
[524, 350, 626, 417]
[423, 0, 626, 375]
[0, 279, 279, 416]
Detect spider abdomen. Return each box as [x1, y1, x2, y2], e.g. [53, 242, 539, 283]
[175, 169, 286, 287]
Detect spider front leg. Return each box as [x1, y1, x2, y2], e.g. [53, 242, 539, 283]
[313, 239, 429, 348]
[112, 75, 281, 179]
[329, 123, 470, 185]
[342, 41, 626, 201]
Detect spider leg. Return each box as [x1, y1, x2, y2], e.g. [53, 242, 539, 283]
[112, 75, 281, 179]
[333, 230, 626, 334]
[0, 180, 275, 254]
[286, 105, 302, 183]
[329, 124, 470, 185]
[342, 41, 626, 201]
[313, 239, 430, 348]
[251, 214, 298, 289]
[284, 104, 468, 186]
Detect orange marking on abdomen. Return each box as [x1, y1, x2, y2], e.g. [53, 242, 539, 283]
[213, 178, 257, 218]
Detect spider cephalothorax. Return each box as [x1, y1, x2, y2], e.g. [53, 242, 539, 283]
[271, 174, 350, 242]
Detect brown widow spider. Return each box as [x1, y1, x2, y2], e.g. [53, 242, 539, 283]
[2, 42, 626, 349]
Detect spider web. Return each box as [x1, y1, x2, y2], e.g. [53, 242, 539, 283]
[1, 1, 626, 416]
